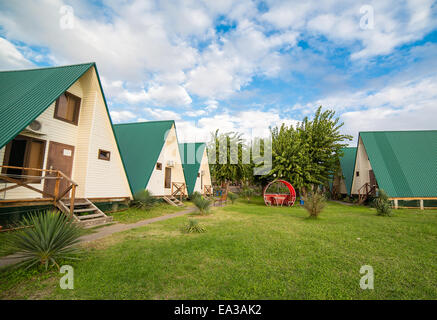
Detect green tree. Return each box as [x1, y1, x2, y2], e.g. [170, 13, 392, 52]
[208, 130, 251, 190]
[268, 106, 351, 195]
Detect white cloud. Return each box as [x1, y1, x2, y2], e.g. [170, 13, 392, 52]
[145, 84, 192, 106]
[0, 37, 33, 69]
[110, 110, 137, 123]
[144, 108, 182, 121]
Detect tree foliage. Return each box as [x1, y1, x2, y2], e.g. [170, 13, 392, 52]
[269, 106, 351, 194]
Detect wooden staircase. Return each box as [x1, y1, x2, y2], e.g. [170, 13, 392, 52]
[358, 183, 377, 204]
[162, 196, 184, 207]
[57, 198, 113, 228]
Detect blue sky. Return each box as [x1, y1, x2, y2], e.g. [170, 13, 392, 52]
[0, 0, 436, 144]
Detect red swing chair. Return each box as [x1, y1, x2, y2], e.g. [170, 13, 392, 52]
[263, 180, 296, 207]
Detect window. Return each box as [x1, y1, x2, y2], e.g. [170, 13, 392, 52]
[356, 171, 360, 177]
[54, 92, 81, 125]
[1, 135, 46, 183]
[197, 172, 200, 177]
[98, 149, 111, 161]
[156, 162, 162, 170]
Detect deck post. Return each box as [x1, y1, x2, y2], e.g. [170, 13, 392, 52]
[54, 171, 61, 205]
[393, 199, 398, 209]
[70, 185, 76, 218]
[420, 199, 424, 210]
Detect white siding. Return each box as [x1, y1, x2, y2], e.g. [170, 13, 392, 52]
[146, 125, 186, 196]
[0, 67, 131, 200]
[350, 136, 373, 195]
[192, 148, 212, 194]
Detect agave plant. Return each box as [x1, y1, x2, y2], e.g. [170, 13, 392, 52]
[190, 191, 202, 201]
[182, 219, 206, 233]
[2, 211, 83, 270]
[132, 190, 158, 210]
[193, 196, 212, 215]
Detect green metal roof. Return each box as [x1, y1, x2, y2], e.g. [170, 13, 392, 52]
[360, 130, 437, 198]
[178, 143, 206, 195]
[339, 147, 357, 195]
[114, 121, 174, 195]
[0, 63, 95, 149]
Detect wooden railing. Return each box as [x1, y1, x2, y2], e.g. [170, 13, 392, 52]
[358, 182, 377, 204]
[204, 185, 213, 197]
[171, 182, 186, 201]
[0, 165, 78, 217]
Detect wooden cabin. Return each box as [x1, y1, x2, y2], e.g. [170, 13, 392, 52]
[331, 147, 356, 198]
[114, 121, 187, 206]
[351, 130, 437, 209]
[178, 143, 213, 197]
[0, 63, 132, 227]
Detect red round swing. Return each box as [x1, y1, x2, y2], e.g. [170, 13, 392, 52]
[263, 180, 296, 207]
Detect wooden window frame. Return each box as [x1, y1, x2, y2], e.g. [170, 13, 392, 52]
[54, 91, 81, 125]
[156, 162, 162, 170]
[1, 135, 47, 184]
[98, 149, 111, 161]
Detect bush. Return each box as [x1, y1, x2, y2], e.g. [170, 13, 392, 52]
[193, 197, 212, 215]
[190, 191, 202, 201]
[1, 211, 82, 270]
[303, 192, 326, 218]
[228, 192, 238, 204]
[240, 186, 255, 202]
[374, 189, 392, 216]
[181, 219, 206, 233]
[132, 190, 158, 210]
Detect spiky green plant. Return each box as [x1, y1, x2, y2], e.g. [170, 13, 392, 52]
[374, 189, 392, 216]
[132, 190, 158, 210]
[303, 192, 326, 218]
[193, 197, 212, 215]
[1, 211, 82, 270]
[190, 191, 202, 201]
[182, 219, 206, 233]
[240, 186, 255, 202]
[228, 192, 238, 204]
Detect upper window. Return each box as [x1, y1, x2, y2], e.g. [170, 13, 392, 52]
[356, 171, 360, 177]
[54, 92, 81, 125]
[156, 162, 162, 170]
[98, 149, 111, 161]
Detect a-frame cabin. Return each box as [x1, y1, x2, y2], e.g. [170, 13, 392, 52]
[0, 63, 132, 227]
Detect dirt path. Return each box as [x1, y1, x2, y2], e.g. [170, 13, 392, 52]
[0, 207, 196, 268]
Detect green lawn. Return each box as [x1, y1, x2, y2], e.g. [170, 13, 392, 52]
[1, 197, 436, 299]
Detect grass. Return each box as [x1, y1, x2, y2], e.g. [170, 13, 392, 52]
[0, 197, 436, 299]
[108, 201, 193, 224]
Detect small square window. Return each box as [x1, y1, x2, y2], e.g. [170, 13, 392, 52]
[197, 172, 200, 177]
[356, 171, 360, 177]
[98, 149, 111, 161]
[156, 162, 162, 170]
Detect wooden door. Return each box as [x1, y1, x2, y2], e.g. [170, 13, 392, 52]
[369, 170, 376, 187]
[44, 141, 75, 197]
[164, 167, 171, 189]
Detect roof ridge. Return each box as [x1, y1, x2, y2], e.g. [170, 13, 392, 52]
[0, 62, 95, 73]
[360, 129, 437, 134]
[114, 120, 175, 126]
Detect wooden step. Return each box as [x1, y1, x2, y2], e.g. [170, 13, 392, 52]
[74, 207, 98, 213]
[77, 213, 106, 220]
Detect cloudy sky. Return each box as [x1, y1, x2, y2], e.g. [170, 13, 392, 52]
[1, 0, 436, 144]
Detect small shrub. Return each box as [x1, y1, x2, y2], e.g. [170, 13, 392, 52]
[303, 192, 326, 218]
[132, 190, 158, 210]
[182, 219, 206, 233]
[240, 186, 255, 202]
[374, 189, 392, 216]
[190, 191, 202, 201]
[1, 211, 82, 270]
[193, 197, 212, 215]
[228, 192, 238, 204]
